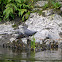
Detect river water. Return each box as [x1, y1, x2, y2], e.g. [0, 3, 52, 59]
[0, 47, 62, 62]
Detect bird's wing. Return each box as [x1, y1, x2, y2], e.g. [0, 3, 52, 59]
[24, 29, 37, 36]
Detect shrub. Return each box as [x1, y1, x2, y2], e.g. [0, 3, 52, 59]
[43, 0, 61, 10]
[3, 0, 33, 21]
[0, 0, 7, 20]
[3, 3, 17, 20]
[52, 1, 61, 9]
[43, 3, 49, 10]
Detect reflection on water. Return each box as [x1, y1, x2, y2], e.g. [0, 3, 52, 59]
[0, 47, 62, 62]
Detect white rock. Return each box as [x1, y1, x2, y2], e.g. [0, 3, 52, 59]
[25, 12, 62, 42]
[10, 38, 16, 43]
[34, 1, 48, 7]
[21, 38, 27, 44]
[60, 7, 62, 11]
[42, 9, 53, 16]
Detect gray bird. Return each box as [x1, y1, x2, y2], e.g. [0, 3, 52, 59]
[22, 26, 37, 37]
[16, 26, 37, 39]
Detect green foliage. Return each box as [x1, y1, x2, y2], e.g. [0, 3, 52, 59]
[0, 0, 8, 20]
[0, 18, 2, 22]
[12, 24, 17, 28]
[0, 0, 33, 21]
[52, 2, 61, 9]
[3, 3, 17, 20]
[43, 0, 61, 10]
[48, 0, 56, 7]
[17, 0, 32, 21]
[31, 36, 35, 49]
[43, 3, 49, 10]
[31, 10, 42, 16]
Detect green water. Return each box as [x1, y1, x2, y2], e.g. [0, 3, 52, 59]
[0, 47, 62, 62]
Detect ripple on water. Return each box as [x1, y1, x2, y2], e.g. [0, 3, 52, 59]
[0, 47, 62, 62]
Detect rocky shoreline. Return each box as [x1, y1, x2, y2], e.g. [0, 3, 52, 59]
[0, 1, 62, 51]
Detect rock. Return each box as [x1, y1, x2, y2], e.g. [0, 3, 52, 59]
[59, 23, 62, 27]
[34, 1, 48, 7]
[29, 13, 38, 18]
[42, 9, 54, 16]
[33, 8, 42, 11]
[59, 32, 62, 38]
[25, 12, 62, 42]
[60, 7, 62, 12]
[10, 38, 16, 43]
[0, 22, 18, 45]
[59, 2, 62, 5]
[0, 8, 62, 46]
[0, 24, 14, 35]
[34, 30, 49, 40]
[21, 38, 27, 44]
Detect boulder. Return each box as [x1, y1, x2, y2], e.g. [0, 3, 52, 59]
[25, 12, 62, 42]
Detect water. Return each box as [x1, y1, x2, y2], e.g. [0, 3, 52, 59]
[0, 47, 62, 62]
